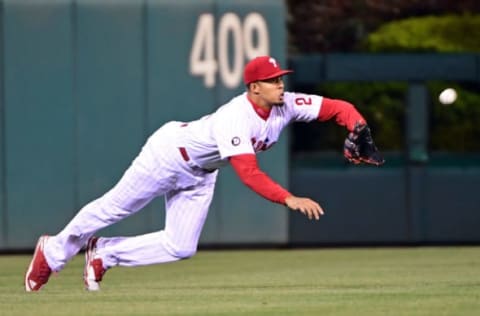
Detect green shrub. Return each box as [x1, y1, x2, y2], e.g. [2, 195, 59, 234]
[365, 14, 480, 52]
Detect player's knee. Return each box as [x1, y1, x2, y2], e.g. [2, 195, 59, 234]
[170, 245, 197, 259]
[162, 231, 197, 259]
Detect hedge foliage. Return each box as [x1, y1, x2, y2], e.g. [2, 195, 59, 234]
[364, 14, 480, 153]
[365, 14, 480, 52]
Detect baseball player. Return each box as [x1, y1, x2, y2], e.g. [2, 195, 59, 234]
[25, 56, 384, 292]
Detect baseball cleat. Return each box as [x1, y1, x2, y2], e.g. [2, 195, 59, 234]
[84, 237, 106, 291]
[25, 235, 52, 292]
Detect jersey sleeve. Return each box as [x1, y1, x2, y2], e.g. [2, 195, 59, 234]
[318, 98, 366, 131]
[229, 154, 291, 204]
[211, 107, 255, 159]
[283, 92, 323, 122]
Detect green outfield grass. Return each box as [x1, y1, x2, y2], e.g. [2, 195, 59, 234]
[1, 247, 479, 316]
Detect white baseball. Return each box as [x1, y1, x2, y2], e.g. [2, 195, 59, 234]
[438, 88, 457, 105]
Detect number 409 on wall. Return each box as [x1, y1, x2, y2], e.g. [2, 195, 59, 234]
[189, 13, 270, 89]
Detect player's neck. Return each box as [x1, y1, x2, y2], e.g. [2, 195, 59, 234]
[247, 92, 273, 111]
[246, 93, 272, 120]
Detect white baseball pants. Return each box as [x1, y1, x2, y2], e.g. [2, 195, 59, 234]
[44, 122, 218, 271]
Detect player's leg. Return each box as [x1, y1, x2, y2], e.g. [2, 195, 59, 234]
[25, 146, 169, 291]
[26, 159, 163, 292]
[38, 120, 192, 277]
[93, 170, 217, 268]
[43, 147, 166, 272]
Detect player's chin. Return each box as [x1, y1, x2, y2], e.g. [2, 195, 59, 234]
[276, 94, 285, 105]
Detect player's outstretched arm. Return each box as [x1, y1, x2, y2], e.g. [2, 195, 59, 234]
[284, 195, 324, 221]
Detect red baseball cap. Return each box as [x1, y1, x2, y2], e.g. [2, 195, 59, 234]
[243, 56, 293, 85]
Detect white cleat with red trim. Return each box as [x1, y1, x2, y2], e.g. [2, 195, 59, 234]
[84, 237, 106, 291]
[25, 235, 52, 292]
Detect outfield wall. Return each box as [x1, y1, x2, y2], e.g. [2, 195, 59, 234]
[289, 166, 480, 245]
[0, 0, 289, 249]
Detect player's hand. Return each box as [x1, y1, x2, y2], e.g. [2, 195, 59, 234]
[285, 195, 324, 220]
[344, 122, 385, 166]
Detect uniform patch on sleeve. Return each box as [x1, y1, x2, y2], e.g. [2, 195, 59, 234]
[231, 137, 241, 146]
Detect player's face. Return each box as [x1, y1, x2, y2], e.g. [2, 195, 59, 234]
[253, 76, 285, 106]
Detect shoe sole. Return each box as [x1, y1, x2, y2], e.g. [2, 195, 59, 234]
[25, 235, 48, 292]
[84, 237, 99, 291]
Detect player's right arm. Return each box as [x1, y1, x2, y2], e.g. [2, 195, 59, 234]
[229, 154, 324, 220]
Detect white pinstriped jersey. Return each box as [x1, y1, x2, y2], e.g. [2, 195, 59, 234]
[178, 92, 323, 170]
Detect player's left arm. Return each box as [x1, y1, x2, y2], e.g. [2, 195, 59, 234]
[319, 98, 385, 166]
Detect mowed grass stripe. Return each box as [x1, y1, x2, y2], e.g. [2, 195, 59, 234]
[0, 247, 479, 316]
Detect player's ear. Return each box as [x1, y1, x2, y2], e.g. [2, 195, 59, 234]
[250, 82, 260, 94]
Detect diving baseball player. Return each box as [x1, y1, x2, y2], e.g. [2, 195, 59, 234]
[25, 56, 384, 291]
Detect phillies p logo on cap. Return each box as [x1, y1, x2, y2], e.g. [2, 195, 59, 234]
[243, 56, 293, 85]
